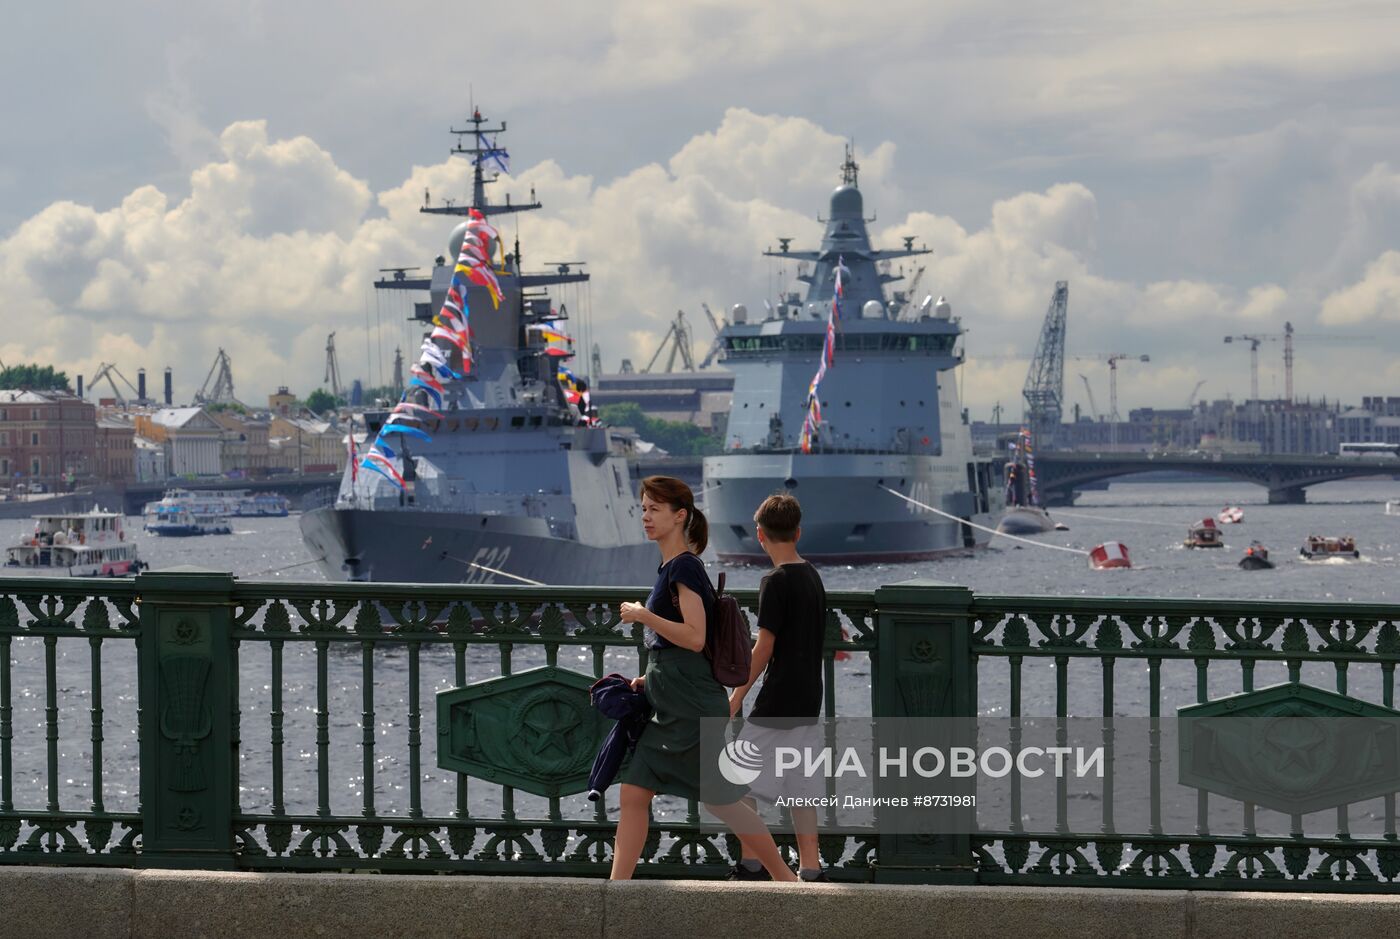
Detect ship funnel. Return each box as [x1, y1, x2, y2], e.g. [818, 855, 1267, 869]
[861, 300, 885, 320]
[731, 304, 748, 325]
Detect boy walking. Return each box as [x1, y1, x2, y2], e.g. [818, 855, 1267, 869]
[728, 493, 828, 882]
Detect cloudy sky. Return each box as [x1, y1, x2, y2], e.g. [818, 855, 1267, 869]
[3, 0, 1400, 417]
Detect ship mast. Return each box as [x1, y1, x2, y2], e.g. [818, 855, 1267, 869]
[420, 108, 542, 218]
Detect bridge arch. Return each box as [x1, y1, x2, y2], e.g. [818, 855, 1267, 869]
[1034, 454, 1400, 506]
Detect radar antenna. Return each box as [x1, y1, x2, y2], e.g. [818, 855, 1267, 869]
[840, 141, 859, 187]
[420, 107, 543, 218]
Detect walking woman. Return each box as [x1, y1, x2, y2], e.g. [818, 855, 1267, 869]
[611, 476, 797, 881]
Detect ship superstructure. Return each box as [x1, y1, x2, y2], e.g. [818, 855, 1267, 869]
[300, 111, 653, 584]
[702, 148, 1002, 562]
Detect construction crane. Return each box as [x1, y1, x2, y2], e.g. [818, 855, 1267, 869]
[590, 343, 603, 380]
[1077, 353, 1149, 447]
[324, 332, 343, 401]
[392, 347, 405, 398]
[1078, 374, 1101, 422]
[697, 302, 727, 369]
[88, 363, 143, 405]
[1222, 333, 1275, 401]
[1187, 380, 1206, 408]
[1021, 281, 1069, 447]
[1225, 322, 1369, 403]
[642, 310, 696, 373]
[194, 349, 237, 405]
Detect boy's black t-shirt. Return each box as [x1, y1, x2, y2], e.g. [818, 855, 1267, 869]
[749, 561, 826, 723]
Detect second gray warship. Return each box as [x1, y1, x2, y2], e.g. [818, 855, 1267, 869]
[300, 110, 654, 585]
[702, 149, 1004, 562]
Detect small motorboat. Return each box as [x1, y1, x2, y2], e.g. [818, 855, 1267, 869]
[1387, 500, 1400, 516]
[1293, 537, 1360, 559]
[1239, 542, 1274, 570]
[1184, 518, 1224, 548]
[998, 505, 1057, 535]
[1217, 506, 1244, 524]
[1299, 535, 1360, 559]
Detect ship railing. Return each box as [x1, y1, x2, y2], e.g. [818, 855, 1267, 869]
[2, 575, 1400, 888]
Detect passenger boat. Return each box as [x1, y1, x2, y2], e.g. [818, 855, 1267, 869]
[1238, 542, 1274, 570]
[1386, 500, 1400, 516]
[143, 489, 233, 536]
[1299, 535, 1359, 559]
[226, 491, 291, 517]
[4, 510, 143, 576]
[1183, 518, 1224, 548]
[1217, 506, 1244, 524]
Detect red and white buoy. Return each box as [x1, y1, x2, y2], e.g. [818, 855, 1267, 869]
[1089, 542, 1132, 569]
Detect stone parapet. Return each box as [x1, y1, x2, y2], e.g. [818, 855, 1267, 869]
[2, 867, 1398, 939]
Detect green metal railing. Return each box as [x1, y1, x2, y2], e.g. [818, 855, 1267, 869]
[1, 571, 1398, 889]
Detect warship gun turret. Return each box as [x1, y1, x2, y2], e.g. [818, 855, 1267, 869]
[702, 148, 1003, 562]
[300, 110, 653, 584]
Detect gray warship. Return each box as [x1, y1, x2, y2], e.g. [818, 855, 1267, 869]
[702, 149, 1004, 562]
[300, 111, 654, 585]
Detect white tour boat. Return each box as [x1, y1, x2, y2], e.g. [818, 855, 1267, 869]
[5, 510, 144, 576]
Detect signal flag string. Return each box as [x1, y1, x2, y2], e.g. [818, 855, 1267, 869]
[875, 485, 1089, 556]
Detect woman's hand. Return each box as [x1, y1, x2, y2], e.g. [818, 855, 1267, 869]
[630, 675, 646, 692]
[619, 601, 648, 624]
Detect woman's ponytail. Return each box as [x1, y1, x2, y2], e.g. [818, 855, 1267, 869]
[686, 504, 709, 556]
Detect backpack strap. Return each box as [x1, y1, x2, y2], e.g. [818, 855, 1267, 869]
[716, 572, 726, 596]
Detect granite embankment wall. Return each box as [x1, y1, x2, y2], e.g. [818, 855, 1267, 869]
[2, 868, 1397, 939]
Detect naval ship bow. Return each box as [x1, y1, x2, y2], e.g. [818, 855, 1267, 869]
[300, 110, 653, 584]
[702, 147, 1003, 563]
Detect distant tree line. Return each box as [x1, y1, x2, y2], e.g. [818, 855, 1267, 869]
[0, 364, 71, 392]
[599, 402, 722, 456]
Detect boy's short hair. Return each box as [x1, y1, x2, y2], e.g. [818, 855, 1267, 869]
[754, 493, 801, 542]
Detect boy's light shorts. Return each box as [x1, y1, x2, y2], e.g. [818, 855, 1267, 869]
[738, 720, 829, 805]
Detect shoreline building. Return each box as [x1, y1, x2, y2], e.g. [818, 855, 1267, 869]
[0, 390, 97, 491]
[134, 408, 225, 478]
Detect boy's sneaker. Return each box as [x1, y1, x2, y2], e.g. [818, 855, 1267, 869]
[727, 863, 772, 881]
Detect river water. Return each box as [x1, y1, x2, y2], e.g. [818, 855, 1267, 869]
[2, 479, 1398, 831]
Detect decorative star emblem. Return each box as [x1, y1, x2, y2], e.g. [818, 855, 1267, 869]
[1261, 717, 1329, 780]
[520, 698, 581, 760]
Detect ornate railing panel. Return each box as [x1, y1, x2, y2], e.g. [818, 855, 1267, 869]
[1, 572, 1399, 890]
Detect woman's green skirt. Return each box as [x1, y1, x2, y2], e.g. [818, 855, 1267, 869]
[621, 646, 748, 804]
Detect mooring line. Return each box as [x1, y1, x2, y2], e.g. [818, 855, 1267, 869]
[440, 552, 545, 586]
[876, 485, 1089, 556]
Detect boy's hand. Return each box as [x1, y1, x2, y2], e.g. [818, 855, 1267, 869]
[728, 691, 743, 718]
[630, 675, 646, 692]
[619, 601, 647, 624]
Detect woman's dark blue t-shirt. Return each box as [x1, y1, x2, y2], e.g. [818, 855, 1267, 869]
[643, 552, 714, 650]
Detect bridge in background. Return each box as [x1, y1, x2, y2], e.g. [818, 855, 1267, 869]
[1035, 452, 1400, 505]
